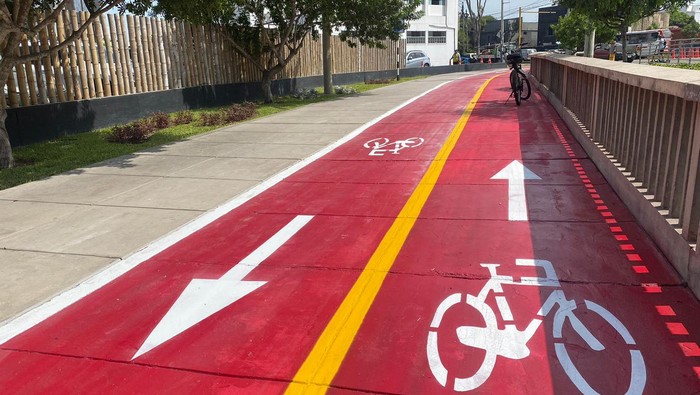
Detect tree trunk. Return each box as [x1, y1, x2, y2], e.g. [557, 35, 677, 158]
[0, 73, 14, 169]
[584, 28, 596, 57]
[322, 18, 333, 95]
[261, 70, 273, 104]
[0, 107, 13, 169]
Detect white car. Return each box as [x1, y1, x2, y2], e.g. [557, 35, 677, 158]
[406, 50, 430, 68]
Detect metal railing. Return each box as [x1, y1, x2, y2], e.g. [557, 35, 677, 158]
[531, 54, 700, 247]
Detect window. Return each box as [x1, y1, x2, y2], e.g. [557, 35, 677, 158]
[428, 31, 447, 44]
[407, 31, 426, 44]
[430, 0, 445, 5]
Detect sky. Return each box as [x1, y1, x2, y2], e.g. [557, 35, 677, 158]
[480, 0, 700, 23]
[481, 0, 557, 23]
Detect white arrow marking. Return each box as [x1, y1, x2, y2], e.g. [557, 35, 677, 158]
[490, 161, 541, 221]
[132, 215, 314, 360]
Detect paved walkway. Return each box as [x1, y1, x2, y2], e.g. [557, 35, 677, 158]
[0, 70, 699, 394]
[0, 72, 489, 322]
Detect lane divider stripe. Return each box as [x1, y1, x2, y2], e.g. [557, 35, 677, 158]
[285, 76, 497, 394]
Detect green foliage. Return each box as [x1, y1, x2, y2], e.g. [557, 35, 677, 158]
[655, 61, 700, 70]
[553, 10, 616, 51]
[331, 0, 423, 48]
[670, 8, 700, 37]
[559, 0, 689, 53]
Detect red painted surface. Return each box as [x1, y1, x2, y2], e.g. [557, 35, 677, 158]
[2, 71, 700, 394]
[0, 74, 494, 391]
[332, 74, 700, 394]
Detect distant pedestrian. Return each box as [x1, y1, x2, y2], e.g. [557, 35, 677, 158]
[452, 50, 461, 65]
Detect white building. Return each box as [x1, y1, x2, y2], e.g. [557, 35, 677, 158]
[685, 3, 700, 24]
[405, 0, 460, 66]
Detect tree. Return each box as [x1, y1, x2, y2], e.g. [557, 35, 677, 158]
[319, 0, 422, 94]
[464, 0, 487, 54]
[558, 0, 689, 56]
[670, 8, 700, 37]
[0, 0, 123, 169]
[134, 0, 421, 102]
[553, 10, 615, 51]
[131, 0, 319, 104]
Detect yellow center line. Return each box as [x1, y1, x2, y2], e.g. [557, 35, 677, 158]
[285, 76, 497, 395]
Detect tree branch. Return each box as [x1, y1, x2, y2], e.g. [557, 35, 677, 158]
[13, 3, 121, 64]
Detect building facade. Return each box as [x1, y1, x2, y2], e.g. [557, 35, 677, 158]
[537, 5, 567, 48]
[405, 0, 459, 66]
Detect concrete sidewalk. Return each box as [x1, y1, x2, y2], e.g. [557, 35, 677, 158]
[0, 71, 500, 323]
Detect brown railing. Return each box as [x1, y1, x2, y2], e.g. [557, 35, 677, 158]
[531, 54, 700, 288]
[5, 10, 405, 108]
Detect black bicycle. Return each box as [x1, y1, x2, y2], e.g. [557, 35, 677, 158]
[506, 53, 531, 106]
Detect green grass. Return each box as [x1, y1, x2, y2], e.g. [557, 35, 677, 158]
[652, 62, 700, 70]
[0, 77, 426, 190]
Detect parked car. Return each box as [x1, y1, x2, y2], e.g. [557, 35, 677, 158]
[593, 43, 635, 62]
[406, 50, 430, 68]
[520, 48, 537, 61]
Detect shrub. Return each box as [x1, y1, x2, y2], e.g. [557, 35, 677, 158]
[222, 102, 257, 123]
[172, 110, 194, 125]
[107, 119, 156, 144]
[292, 88, 319, 99]
[199, 112, 224, 126]
[148, 112, 170, 130]
[334, 85, 357, 95]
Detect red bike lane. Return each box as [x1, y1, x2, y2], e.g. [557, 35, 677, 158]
[0, 74, 496, 393]
[327, 75, 700, 394]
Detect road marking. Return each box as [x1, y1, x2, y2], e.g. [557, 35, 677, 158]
[132, 215, 313, 360]
[285, 76, 497, 394]
[490, 160, 542, 221]
[364, 137, 424, 156]
[0, 73, 489, 345]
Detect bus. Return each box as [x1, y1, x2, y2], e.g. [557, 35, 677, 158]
[616, 29, 671, 58]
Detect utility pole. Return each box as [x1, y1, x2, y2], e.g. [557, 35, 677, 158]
[500, 0, 504, 61]
[518, 7, 522, 49]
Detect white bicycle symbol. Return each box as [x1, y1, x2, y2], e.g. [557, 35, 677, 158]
[427, 259, 646, 394]
[363, 137, 424, 156]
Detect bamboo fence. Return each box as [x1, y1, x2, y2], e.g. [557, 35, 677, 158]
[6, 11, 406, 108]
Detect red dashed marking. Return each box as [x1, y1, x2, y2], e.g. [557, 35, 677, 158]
[642, 283, 663, 293]
[667, 323, 690, 335]
[656, 305, 677, 316]
[551, 117, 698, 376]
[680, 342, 700, 357]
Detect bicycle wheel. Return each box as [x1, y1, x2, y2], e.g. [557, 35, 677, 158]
[553, 299, 646, 395]
[509, 70, 521, 106]
[518, 70, 531, 101]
